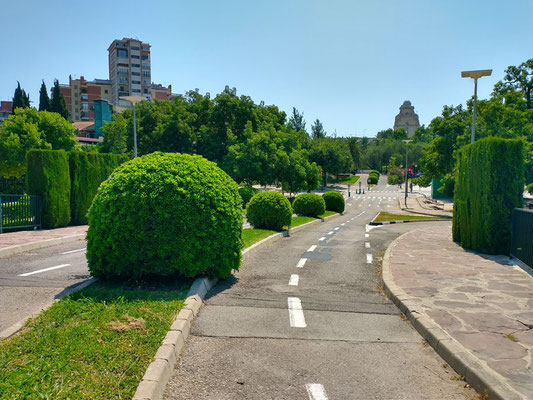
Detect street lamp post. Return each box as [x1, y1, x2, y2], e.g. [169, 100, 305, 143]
[461, 69, 492, 144]
[119, 96, 145, 157]
[403, 139, 412, 208]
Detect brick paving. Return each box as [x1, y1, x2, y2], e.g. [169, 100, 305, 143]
[0, 225, 87, 249]
[389, 223, 533, 398]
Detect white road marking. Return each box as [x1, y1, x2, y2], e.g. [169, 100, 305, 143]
[296, 258, 307, 268]
[366, 254, 373, 263]
[348, 204, 352, 206]
[19, 264, 71, 277]
[60, 248, 86, 255]
[365, 242, 371, 248]
[341, 223, 345, 226]
[327, 231, 334, 235]
[319, 237, 326, 241]
[288, 297, 306, 328]
[289, 274, 299, 286]
[307, 245, 317, 252]
[306, 383, 328, 400]
[334, 227, 339, 231]
[365, 233, 369, 238]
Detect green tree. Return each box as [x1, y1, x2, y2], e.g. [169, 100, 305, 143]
[493, 58, 533, 109]
[289, 107, 306, 133]
[101, 114, 128, 154]
[12, 82, 30, 111]
[0, 108, 77, 178]
[310, 139, 352, 185]
[50, 79, 70, 120]
[38, 81, 51, 111]
[311, 119, 326, 140]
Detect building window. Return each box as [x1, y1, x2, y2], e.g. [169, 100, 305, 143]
[118, 63, 129, 67]
[132, 72, 140, 76]
[130, 46, 140, 50]
[104, 89, 108, 94]
[131, 55, 140, 59]
[142, 71, 150, 77]
[117, 49, 128, 58]
[75, 108, 78, 113]
[74, 100, 78, 105]
[143, 79, 150, 86]
[118, 77, 129, 83]
[132, 63, 140, 67]
[116, 43, 126, 48]
[81, 95, 88, 101]
[142, 45, 150, 51]
[132, 89, 141, 93]
[132, 80, 141, 84]
[142, 63, 150, 69]
[117, 68, 129, 75]
[81, 103, 89, 110]
[142, 54, 149, 60]
[144, 88, 149, 94]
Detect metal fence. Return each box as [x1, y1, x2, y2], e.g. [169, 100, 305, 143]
[0, 194, 42, 234]
[511, 208, 533, 268]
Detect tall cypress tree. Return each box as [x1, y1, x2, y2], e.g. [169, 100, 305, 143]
[12, 81, 29, 111]
[50, 79, 70, 120]
[39, 81, 51, 111]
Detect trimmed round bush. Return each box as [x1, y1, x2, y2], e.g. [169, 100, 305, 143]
[293, 193, 326, 217]
[87, 152, 243, 280]
[322, 191, 345, 213]
[246, 191, 292, 230]
[238, 186, 259, 208]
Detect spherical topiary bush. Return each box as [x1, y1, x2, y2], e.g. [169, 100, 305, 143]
[86, 152, 243, 280]
[322, 191, 345, 213]
[238, 186, 259, 208]
[246, 191, 292, 230]
[293, 193, 326, 217]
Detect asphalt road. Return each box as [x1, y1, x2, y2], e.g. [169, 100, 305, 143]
[0, 239, 89, 336]
[165, 180, 477, 400]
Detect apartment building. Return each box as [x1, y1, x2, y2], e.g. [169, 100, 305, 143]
[0, 101, 13, 124]
[151, 83, 173, 100]
[60, 76, 112, 122]
[108, 38, 152, 106]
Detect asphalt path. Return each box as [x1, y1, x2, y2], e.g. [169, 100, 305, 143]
[165, 180, 477, 400]
[0, 240, 89, 336]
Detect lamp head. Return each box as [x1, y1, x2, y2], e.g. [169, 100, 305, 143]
[461, 69, 492, 79]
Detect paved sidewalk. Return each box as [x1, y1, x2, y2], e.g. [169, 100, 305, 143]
[0, 226, 87, 249]
[387, 223, 533, 399]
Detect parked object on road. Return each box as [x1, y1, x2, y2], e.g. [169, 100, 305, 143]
[322, 190, 345, 213]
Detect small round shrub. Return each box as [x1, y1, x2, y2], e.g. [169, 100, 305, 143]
[368, 176, 378, 184]
[369, 170, 380, 177]
[322, 191, 345, 213]
[238, 186, 259, 208]
[87, 152, 243, 280]
[246, 192, 292, 230]
[293, 193, 326, 217]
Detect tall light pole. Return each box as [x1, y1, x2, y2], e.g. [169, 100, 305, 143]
[119, 96, 144, 157]
[461, 69, 492, 144]
[403, 139, 412, 208]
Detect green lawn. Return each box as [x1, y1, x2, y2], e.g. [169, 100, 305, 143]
[373, 211, 445, 222]
[290, 216, 316, 227]
[341, 175, 360, 184]
[0, 279, 190, 399]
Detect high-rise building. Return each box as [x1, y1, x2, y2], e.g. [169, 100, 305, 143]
[108, 38, 152, 106]
[60, 76, 112, 122]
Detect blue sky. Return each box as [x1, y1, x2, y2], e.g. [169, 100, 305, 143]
[1, 0, 532, 137]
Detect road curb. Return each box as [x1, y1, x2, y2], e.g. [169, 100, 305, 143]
[382, 231, 525, 400]
[133, 211, 341, 400]
[0, 233, 86, 259]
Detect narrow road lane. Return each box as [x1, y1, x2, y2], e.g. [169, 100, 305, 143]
[165, 180, 477, 399]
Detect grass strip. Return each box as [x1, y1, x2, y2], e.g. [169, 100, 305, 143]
[373, 211, 445, 222]
[341, 175, 360, 184]
[0, 279, 190, 399]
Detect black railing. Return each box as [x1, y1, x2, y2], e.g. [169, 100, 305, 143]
[511, 208, 533, 268]
[0, 194, 42, 233]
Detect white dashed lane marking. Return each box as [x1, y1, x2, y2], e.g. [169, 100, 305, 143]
[296, 258, 307, 268]
[319, 237, 326, 242]
[60, 248, 85, 255]
[365, 242, 370, 248]
[307, 245, 317, 252]
[327, 231, 334, 235]
[366, 254, 373, 263]
[288, 274, 299, 286]
[306, 383, 329, 400]
[288, 297, 307, 328]
[18, 264, 71, 277]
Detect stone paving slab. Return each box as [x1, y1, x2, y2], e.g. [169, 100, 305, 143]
[388, 224, 533, 399]
[0, 225, 88, 249]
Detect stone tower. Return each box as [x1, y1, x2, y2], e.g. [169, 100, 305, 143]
[393, 100, 420, 138]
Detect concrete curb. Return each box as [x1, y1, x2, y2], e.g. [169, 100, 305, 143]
[0, 233, 86, 259]
[369, 212, 449, 226]
[382, 232, 525, 400]
[133, 211, 341, 400]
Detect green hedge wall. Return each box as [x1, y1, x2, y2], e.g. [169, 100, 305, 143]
[26, 149, 71, 229]
[69, 152, 127, 225]
[453, 137, 524, 255]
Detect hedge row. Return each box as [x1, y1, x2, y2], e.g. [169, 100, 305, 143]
[453, 137, 524, 255]
[70, 152, 128, 224]
[26, 150, 127, 228]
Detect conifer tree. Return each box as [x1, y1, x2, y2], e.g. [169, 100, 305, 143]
[12, 82, 30, 111]
[50, 79, 70, 120]
[39, 81, 51, 111]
